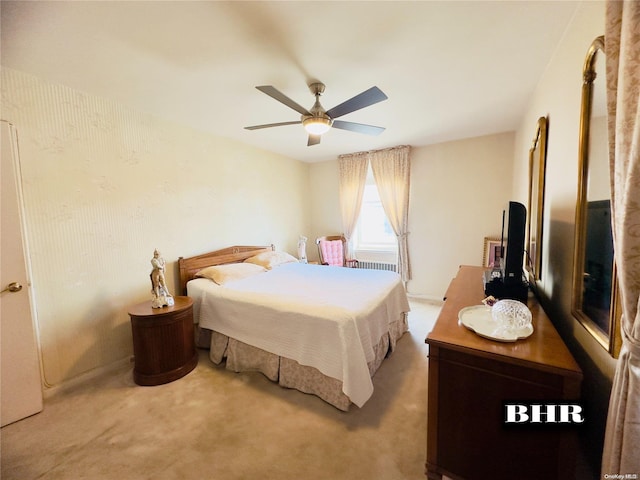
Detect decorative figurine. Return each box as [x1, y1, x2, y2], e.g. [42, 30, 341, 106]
[298, 235, 308, 263]
[150, 249, 174, 308]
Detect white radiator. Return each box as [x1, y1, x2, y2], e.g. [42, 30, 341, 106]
[357, 261, 398, 273]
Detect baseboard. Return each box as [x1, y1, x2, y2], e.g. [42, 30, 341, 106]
[43, 356, 133, 399]
[407, 293, 444, 304]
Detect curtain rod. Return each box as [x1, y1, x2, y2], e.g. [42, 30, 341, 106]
[338, 145, 410, 159]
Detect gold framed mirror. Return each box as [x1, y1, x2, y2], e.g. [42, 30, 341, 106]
[526, 116, 548, 284]
[571, 35, 622, 357]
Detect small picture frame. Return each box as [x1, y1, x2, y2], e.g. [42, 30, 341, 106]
[483, 237, 506, 268]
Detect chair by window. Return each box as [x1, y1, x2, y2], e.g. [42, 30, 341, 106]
[315, 235, 359, 268]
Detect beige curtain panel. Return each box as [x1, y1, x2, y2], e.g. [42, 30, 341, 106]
[370, 145, 412, 282]
[338, 152, 369, 260]
[601, 1, 640, 477]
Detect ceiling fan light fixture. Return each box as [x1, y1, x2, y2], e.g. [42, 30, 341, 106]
[302, 116, 333, 135]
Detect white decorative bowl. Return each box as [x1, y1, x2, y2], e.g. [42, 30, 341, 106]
[491, 299, 532, 336]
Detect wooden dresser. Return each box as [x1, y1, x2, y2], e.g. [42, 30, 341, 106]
[425, 266, 583, 480]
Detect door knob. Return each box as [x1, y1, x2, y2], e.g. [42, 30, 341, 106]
[1, 282, 23, 294]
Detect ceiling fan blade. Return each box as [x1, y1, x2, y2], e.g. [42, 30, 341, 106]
[332, 120, 385, 136]
[256, 86, 311, 115]
[244, 121, 301, 130]
[325, 86, 388, 119]
[307, 134, 321, 146]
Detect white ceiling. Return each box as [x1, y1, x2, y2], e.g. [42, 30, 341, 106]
[1, 1, 580, 163]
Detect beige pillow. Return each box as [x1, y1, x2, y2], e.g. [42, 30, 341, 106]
[195, 262, 266, 285]
[244, 251, 298, 269]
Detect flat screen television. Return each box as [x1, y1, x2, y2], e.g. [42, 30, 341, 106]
[483, 201, 528, 302]
[503, 201, 527, 286]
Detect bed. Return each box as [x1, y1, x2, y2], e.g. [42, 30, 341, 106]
[178, 245, 410, 410]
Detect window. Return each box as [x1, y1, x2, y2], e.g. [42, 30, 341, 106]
[354, 182, 397, 252]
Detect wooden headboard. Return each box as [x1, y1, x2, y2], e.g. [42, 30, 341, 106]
[178, 245, 275, 295]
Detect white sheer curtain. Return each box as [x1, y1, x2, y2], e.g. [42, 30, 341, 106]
[338, 152, 369, 260]
[370, 145, 412, 282]
[602, 1, 640, 477]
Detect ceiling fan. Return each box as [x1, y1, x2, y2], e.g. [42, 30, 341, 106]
[244, 82, 388, 146]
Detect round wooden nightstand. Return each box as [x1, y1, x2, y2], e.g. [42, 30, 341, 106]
[128, 296, 197, 386]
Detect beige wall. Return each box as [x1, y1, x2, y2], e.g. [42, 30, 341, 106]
[1, 68, 311, 388]
[308, 132, 515, 300]
[308, 160, 342, 261]
[408, 133, 515, 297]
[512, 1, 611, 474]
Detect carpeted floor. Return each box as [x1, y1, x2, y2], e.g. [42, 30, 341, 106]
[1, 299, 441, 480]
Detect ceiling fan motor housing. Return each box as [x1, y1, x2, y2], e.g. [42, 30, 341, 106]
[302, 82, 333, 131]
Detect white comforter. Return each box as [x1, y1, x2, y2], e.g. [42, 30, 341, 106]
[187, 262, 410, 407]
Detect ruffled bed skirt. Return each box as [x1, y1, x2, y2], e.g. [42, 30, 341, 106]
[195, 313, 408, 411]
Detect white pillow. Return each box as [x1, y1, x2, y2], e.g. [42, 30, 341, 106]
[195, 262, 266, 285]
[244, 251, 298, 269]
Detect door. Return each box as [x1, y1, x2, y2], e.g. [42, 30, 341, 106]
[1, 120, 43, 426]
